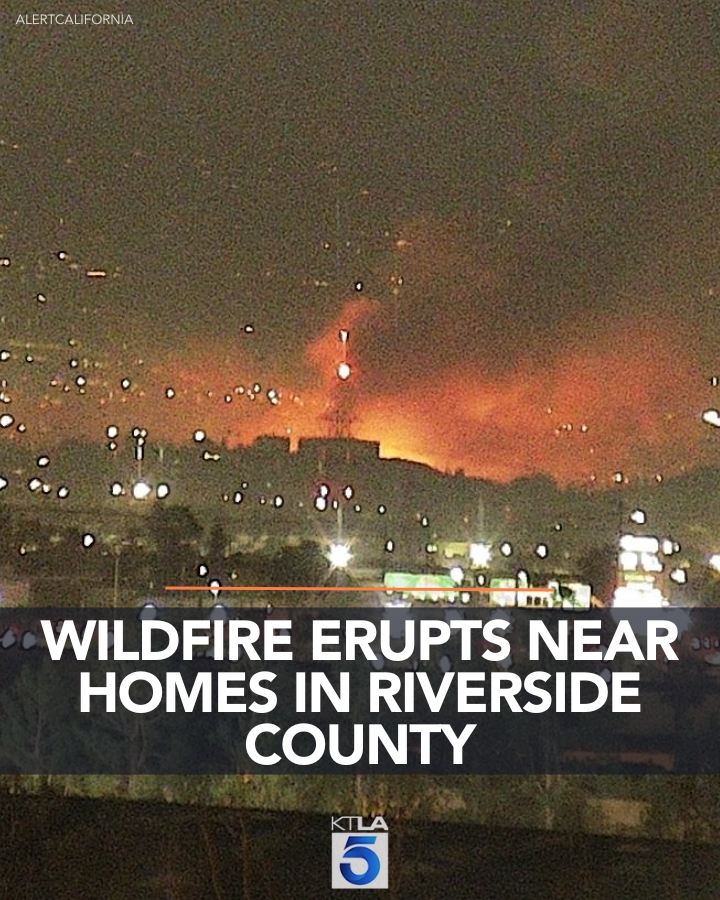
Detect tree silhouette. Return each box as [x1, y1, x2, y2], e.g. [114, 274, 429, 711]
[269, 542, 327, 588]
[577, 542, 617, 604]
[146, 505, 203, 585]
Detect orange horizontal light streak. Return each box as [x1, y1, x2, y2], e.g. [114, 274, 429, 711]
[165, 585, 554, 593]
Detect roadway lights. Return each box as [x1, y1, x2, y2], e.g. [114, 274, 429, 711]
[209, 603, 228, 623]
[138, 602, 159, 621]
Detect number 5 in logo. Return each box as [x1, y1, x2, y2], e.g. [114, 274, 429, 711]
[340, 836, 381, 886]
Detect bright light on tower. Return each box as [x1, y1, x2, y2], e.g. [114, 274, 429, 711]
[337, 362, 352, 381]
[328, 543, 352, 570]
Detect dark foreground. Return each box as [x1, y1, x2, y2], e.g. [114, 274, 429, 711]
[2, 794, 718, 899]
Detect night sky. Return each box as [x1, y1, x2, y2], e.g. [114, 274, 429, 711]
[2, 1, 719, 483]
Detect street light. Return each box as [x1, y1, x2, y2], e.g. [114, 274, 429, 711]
[469, 543, 491, 567]
[328, 542, 352, 570]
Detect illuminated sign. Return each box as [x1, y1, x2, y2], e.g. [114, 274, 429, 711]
[489, 577, 516, 607]
[620, 535, 660, 554]
[383, 572, 455, 601]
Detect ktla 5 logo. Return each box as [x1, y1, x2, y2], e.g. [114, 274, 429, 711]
[331, 816, 388, 889]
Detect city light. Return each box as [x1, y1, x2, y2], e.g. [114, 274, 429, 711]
[132, 480, 152, 500]
[449, 565, 464, 585]
[612, 585, 664, 607]
[620, 534, 659, 554]
[669, 568, 687, 584]
[499, 542, 513, 557]
[328, 542, 352, 569]
[469, 542, 491, 567]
